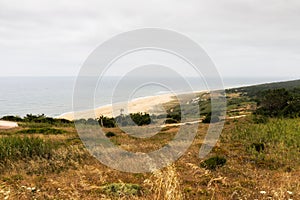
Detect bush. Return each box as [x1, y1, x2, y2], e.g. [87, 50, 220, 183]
[166, 113, 181, 122]
[200, 156, 227, 170]
[202, 113, 220, 124]
[255, 88, 300, 118]
[0, 115, 23, 122]
[281, 100, 300, 118]
[250, 143, 265, 153]
[98, 116, 116, 128]
[114, 113, 152, 126]
[130, 113, 151, 126]
[105, 132, 116, 138]
[165, 118, 179, 124]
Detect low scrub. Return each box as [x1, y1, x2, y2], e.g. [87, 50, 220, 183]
[202, 112, 220, 124]
[17, 127, 66, 135]
[200, 156, 227, 170]
[105, 132, 116, 138]
[164, 118, 179, 124]
[1, 114, 73, 126]
[115, 113, 151, 126]
[250, 142, 265, 153]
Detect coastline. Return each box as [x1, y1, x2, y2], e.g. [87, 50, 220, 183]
[58, 93, 177, 121]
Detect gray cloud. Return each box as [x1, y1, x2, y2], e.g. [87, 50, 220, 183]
[0, 0, 299, 78]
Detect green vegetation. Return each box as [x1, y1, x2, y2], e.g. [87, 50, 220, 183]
[254, 88, 300, 118]
[230, 118, 300, 170]
[17, 127, 66, 135]
[74, 112, 153, 128]
[252, 114, 269, 124]
[0, 136, 54, 162]
[0, 115, 23, 122]
[200, 156, 227, 170]
[164, 118, 179, 124]
[105, 131, 116, 138]
[74, 118, 100, 125]
[226, 79, 300, 119]
[226, 79, 300, 97]
[166, 113, 181, 122]
[98, 115, 116, 128]
[1, 114, 73, 125]
[250, 142, 265, 153]
[128, 112, 151, 126]
[202, 112, 220, 124]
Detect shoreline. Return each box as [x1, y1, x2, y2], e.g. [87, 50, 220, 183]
[57, 91, 206, 121]
[57, 93, 176, 121]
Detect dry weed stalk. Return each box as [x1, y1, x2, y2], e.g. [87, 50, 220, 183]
[144, 164, 183, 200]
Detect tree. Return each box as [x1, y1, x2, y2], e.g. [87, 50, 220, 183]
[256, 89, 291, 117]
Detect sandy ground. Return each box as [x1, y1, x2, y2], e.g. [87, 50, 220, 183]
[58, 93, 176, 121]
[0, 120, 18, 129]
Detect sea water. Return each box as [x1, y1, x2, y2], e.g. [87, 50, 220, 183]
[0, 76, 295, 117]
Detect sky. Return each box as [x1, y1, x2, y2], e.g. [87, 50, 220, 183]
[0, 0, 300, 78]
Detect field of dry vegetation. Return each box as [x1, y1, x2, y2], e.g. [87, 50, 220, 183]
[0, 91, 299, 199]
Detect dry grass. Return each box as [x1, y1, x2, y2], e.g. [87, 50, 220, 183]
[144, 164, 183, 200]
[0, 113, 299, 199]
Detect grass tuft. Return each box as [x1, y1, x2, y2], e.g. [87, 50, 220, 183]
[101, 182, 142, 196]
[200, 156, 227, 170]
[0, 136, 54, 162]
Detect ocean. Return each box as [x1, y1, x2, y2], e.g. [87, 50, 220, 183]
[0, 76, 296, 118]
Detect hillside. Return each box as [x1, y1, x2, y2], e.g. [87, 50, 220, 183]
[226, 79, 300, 97]
[0, 80, 299, 199]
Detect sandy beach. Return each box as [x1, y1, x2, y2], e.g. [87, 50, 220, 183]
[58, 93, 176, 121]
[0, 120, 18, 129]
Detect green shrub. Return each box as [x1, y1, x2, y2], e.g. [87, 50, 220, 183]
[255, 88, 300, 118]
[166, 113, 181, 122]
[165, 118, 179, 124]
[98, 116, 116, 128]
[105, 132, 116, 138]
[1, 114, 73, 126]
[17, 127, 66, 135]
[200, 156, 227, 170]
[115, 113, 151, 126]
[0, 115, 23, 122]
[250, 143, 265, 153]
[202, 113, 220, 124]
[130, 113, 151, 126]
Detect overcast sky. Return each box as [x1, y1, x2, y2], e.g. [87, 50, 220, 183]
[0, 0, 300, 78]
